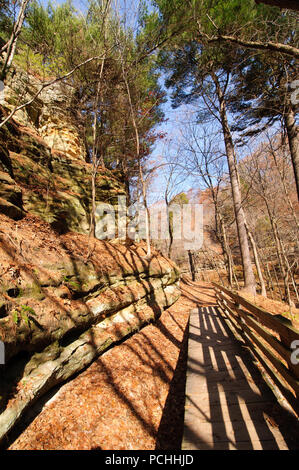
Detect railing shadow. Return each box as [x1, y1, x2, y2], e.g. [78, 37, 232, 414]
[155, 320, 189, 449]
[183, 305, 299, 450]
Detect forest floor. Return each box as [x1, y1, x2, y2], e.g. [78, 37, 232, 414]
[7, 278, 298, 450]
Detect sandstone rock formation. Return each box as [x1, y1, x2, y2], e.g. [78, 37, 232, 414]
[0, 69, 181, 446]
[0, 68, 126, 233]
[0, 214, 180, 445]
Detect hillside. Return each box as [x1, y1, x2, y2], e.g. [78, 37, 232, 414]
[151, 187, 225, 276]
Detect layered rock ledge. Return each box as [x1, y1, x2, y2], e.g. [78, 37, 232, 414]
[0, 68, 126, 233]
[0, 214, 180, 445]
[0, 67, 181, 447]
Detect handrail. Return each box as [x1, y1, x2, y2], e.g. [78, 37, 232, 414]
[212, 282, 299, 417]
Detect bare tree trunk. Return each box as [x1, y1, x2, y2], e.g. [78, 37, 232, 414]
[284, 107, 299, 201]
[139, 162, 151, 257]
[271, 215, 292, 306]
[245, 223, 267, 297]
[119, 55, 151, 257]
[89, 56, 106, 238]
[266, 262, 275, 299]
[213, 206, 240, 290]
[269, 139, 299, 236]
[220, 216, 233, 287]
[90, 166, 97, 239]
[272, 262, 284, 299]
[258, 244, 274, 297]
[212, 72, 256, 294]
[229, 253, 238, 289]
[166, 201, 174, 259]
[188, 250, 196, 281]
[164, 178, 174, 259]
[88, 1, 111, 239]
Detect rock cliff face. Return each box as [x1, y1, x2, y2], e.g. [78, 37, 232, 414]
[0, 68, 126, 233]
[1, 68, 86, 160]
[0, 69, 181, 446]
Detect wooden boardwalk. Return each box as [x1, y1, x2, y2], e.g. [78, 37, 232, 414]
[182, 305, 299, 450]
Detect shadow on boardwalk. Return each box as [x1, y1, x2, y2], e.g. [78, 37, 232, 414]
[183, 305, 299, 450]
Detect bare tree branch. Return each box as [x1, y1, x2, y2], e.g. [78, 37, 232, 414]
[200, 32, 299, 60]
[0, 52, 113, 129]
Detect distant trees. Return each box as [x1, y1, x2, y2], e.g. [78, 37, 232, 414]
[179, 123, 236, 287]
[143, 0, 298, 297]
[238, 135, 299, 304]
[148, 7, 260, 292]
[176, 117, 298, 301]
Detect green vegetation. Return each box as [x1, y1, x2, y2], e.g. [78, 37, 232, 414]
[11, 304, 37, 326]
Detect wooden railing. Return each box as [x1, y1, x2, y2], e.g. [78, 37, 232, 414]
[213, 282, 299, 417]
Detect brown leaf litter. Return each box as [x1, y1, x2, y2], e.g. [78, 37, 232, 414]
[9, 279, 206, 450]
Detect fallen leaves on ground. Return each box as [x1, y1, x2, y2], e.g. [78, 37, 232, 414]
[9, 280, 212, 450]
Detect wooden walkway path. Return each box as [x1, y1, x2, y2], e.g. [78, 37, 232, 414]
[182, 305, 299, 450]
